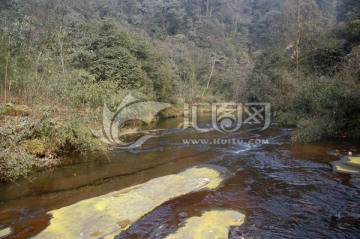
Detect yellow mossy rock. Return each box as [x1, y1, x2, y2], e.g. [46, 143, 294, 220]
[0, 227, 12, 238]
[348, 157, 360, 166]
[332, 157, 360, 174]
[333, 162, 359, 174]
[34, 165, 229, 239]
[165, 209, 245, 239]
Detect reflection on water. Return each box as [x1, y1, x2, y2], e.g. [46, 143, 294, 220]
[0, 116, 359, 239]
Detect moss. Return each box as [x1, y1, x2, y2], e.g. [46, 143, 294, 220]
[333, 162, 359, 174]
[332, 157, 360, 174]
[158, 105, 184, 119]
[1, 104, 32, 117]
[348, 157, 360, 165]
[165, 209, 245, 239]
[23, 139, 48, 156]
[33, 165, 229, 239]
[0, 227, 12, 237]
[117, 220, 132, 229]
[90, 231, 102, 237]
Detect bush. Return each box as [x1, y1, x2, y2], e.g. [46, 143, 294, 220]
[0, 105, 107, 181]
[0, 117, 37, 181]
[291, 117, 336, 143]
[0, 103, 32, 117]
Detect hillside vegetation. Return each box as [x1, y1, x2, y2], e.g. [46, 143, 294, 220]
[0, 0, 359, 180]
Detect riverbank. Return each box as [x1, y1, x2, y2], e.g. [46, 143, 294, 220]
[0, 103, 184, 182]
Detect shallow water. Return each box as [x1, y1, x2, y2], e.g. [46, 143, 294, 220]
[0, 116, 359, 239]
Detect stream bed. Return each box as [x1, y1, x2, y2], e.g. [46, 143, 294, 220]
[0, 117, 360, 239]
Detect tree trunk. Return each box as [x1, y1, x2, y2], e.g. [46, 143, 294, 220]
[59, 35, 66, 77]
[296, 0, 302, 81]
[202, 57, 216, 97]
[4, 50, 10, 103]
[231, 15, 239, 40]
[0, 78, 2, 102]
[208, 0, 215, 16]
[35, 51, 43, 80]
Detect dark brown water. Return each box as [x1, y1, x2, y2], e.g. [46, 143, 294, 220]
[0, 116, 360, 239]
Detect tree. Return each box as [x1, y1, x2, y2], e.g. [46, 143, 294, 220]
[339, 0, 360, 21]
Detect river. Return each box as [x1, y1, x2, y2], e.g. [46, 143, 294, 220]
[0, 116, 360, 238]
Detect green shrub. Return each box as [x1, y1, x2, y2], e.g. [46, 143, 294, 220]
[0, 106, 107, 181]
[291, 117, 335, 144]
[23, 139, 47, 156]
[1, 103, 32, 117]
[0, 117, 37, 181]
[0, 146, 35, 181]
[158, 105, 184, 119]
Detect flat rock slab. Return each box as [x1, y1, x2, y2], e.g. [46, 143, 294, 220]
[332, 157, 360, 174]
[34, 165, 229, 239]
[347, 157, 360, 167]
[165, 209, 245, 239]
[0, 227, 12, 238]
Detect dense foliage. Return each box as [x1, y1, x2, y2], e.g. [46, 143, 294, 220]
[247, 0, 360, 142]
[0, 0, 359, 180]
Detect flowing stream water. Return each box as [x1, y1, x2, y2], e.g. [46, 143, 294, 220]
[0, 116, 360, 239]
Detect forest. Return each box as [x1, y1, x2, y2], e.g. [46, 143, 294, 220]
[0, 0, 360, 180]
